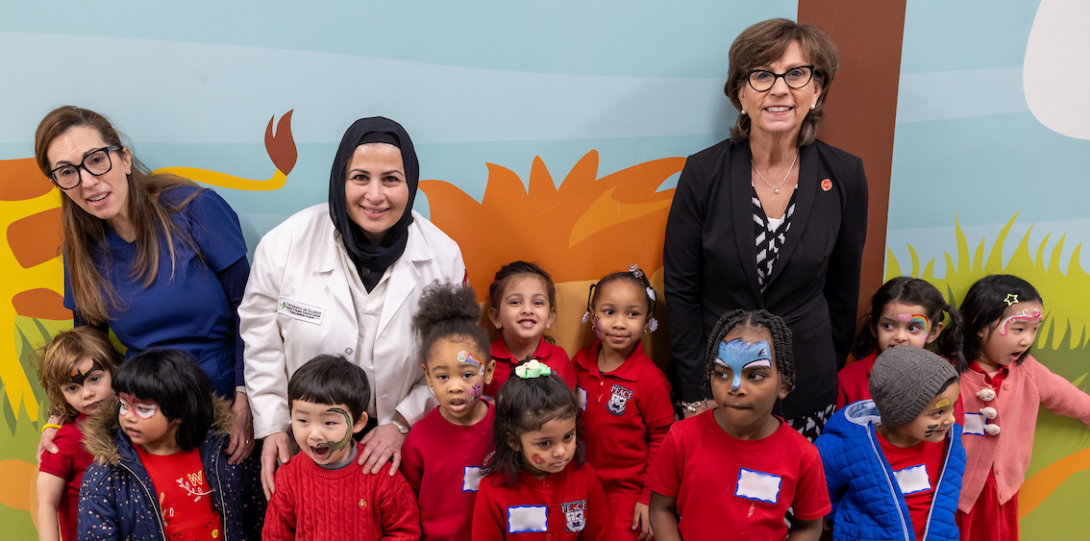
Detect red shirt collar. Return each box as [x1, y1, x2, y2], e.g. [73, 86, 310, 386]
[969, 360, 1009, 386]
[572, 340, 648, 382]
[491, 336, 554, 363]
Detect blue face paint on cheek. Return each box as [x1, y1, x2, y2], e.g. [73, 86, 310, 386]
[715, 339, 773, 389]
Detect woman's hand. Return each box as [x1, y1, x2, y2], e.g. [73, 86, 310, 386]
[225, 392, 255, 464]
[682, 399, 716, 419]
[358, 423, 406, 476]
[260, 431, 292, 500]
[36, 415, 64, 463]
[632, 502, 653, 540]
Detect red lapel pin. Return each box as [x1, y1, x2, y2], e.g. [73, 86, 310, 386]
[821, 179, 832, 191]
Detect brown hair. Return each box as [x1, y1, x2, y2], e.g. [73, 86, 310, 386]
[34, 106, 203, 324]
[724, 18, 839, 147]
[35, 327, 122, 418]
[488, 261, 558, 315]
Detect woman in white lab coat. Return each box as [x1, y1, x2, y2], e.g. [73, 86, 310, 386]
[240, 117, 466, 496]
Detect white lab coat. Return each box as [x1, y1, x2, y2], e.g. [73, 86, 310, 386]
[240, 205, 466, 438]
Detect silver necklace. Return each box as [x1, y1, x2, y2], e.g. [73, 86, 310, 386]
[751, 151, 798, 194]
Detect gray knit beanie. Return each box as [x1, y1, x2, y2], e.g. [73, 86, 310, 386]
[869, 347, 959, 428]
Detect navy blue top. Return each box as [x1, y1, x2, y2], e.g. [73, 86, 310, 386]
[64, 186, 248, 397]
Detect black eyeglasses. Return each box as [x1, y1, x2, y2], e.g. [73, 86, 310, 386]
[745, 65, 815, 92]
[48, 146, 123, 190]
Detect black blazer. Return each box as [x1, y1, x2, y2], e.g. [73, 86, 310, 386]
[663, 138, 868, 419]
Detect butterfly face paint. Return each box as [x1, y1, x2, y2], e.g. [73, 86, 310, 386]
[998, 306, 1042, 336]
[467, 382, 483, 403]
[316, 407, 353, 453]
[69, 359, 105, 386]
[119, 393, 159, 419]
[715, 339, 773, 391]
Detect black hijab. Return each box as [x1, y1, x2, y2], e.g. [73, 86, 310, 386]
[328, 117, 419, 292]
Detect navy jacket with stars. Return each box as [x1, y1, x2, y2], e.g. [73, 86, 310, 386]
[77, 396, 265, 541]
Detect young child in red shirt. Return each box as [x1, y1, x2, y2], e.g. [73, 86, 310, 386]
[35, 327, 121, 541]
[474, 359, 609, 540]
[485, 261, 576, 396]
[79, 349, 265, 541]
[955, 275, 1090, 541]
[264, 355, 420, 540]
[838, 277, 965, 409]
[573, 265, 673, 540]
[646, 309, 830, 541]
[837, 277, 967, 407]
[400, 282, 498, 540]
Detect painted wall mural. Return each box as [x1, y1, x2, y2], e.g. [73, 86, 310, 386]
[1, 1, 1088, 538]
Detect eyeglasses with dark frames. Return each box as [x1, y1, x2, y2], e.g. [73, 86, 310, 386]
[745, 65, 815, 92]
[48, 146, 123, 190]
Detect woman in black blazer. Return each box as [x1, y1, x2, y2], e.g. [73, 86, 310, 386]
[663, 18, 868, 440]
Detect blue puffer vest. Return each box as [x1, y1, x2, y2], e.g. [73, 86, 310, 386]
[815, 400, 965, 541]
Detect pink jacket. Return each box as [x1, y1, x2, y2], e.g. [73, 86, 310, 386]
[958, 354, 1090, 511]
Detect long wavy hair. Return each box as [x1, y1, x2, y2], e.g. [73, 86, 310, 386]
[34, 106, 202, 325]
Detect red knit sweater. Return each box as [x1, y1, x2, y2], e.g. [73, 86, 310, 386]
[263, 443, 421, 540]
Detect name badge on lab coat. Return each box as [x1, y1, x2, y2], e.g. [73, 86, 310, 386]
[278, 297, 325, 325]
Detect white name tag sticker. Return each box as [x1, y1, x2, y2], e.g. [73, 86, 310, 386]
[508, 505, 548, 533]
[735, 468, 782, 504]
[963, 413, 985, 436]
[277, 297, 324, 325]
[463, 466, 483, 492]
[576, 386, 587, 411]
[893, 464, 931, 495]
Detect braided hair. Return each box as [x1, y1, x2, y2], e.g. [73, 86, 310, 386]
[700, 309, 795, 399]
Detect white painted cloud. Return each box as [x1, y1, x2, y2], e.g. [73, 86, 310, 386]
[1024, 0, 1090, 139]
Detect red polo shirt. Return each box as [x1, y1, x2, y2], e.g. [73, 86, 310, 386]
[572, 340, 673, 504]
[473, 462, 609, 540]
[486, 336, 576, 398]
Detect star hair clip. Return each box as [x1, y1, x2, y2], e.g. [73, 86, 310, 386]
[515, 359, 554, 379]
[1004, 293, 1019, 306]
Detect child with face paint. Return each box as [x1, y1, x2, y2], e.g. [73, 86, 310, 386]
[264, 355, 420, 540]
[474, 359, 610, 540]
[78, 349, 265, 541]
[817, 346, 966, 541]
[954, 275, 1090, 541]
[838, 277, 966, 409]
[34, 327, 120, 541]
[572, 265, 673, 541]
[400, 282, 498, 540]
[486, 261, 576, 397]
[646, 309, 829, 541]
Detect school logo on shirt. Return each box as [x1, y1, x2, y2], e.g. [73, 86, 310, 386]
[607, 384, 634, 416]
[562, 500, 587, 533]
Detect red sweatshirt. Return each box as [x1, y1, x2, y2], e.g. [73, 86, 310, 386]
[486, 336, 576, 397]
[473, 463, 609, 540]
[401, 403, 494, 540]
[572, 340, 673, 504]
[263, 443, 421, 540]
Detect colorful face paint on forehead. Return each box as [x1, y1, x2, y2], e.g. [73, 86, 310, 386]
[715, 339, 773, 389]
[119, 393, 159, 419]
[69, 359, 104, 386]
[998, 306, 1043, 336]
[933, 398, 952, 410]
[316, 407, 353, 453]
[458, 350, 485, 375]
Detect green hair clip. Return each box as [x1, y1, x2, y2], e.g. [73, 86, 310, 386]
[515, 359, 553, 379]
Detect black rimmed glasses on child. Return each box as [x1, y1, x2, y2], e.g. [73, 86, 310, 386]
[745, 65, 815, 92]
[47, 146, 123, 190]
